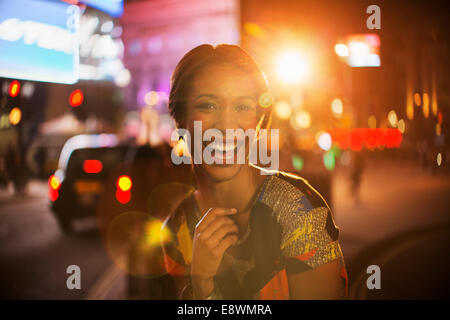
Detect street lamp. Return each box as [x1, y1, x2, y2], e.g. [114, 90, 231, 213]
[276, 51, 308, 84]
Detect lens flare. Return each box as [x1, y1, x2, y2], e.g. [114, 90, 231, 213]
[106, 212, 170, 278]
[258, 92, 273, 108]
[276, 52, 308, 84]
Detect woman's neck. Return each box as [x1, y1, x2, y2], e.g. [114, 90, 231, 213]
[194, 165, 266, 227]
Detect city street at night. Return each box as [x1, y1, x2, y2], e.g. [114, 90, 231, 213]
[0, 157, 448, 299]
[0, 0, 449, 307]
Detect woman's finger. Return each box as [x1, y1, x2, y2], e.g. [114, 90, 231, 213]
[196, 207, 237, 232]
[199, 216, 235, 240]
[213, 234, 239, 257]
[205, 223, 239, 248]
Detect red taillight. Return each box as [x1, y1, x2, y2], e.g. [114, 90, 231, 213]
[49, 175, 61, 190]
[9, 80, 20, 97]
[48, 175, 61, 201]
[69, 89, 83, 107]
[116, 175, 132, 204]
[117, 175, 132, 191]
[115, 189, 131, 204]
[83, 159, 103, 173]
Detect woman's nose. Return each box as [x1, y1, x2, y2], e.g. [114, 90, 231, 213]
[214, 105, 238, 131]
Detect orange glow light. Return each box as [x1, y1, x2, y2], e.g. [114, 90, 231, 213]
[9, 107, 22, 125]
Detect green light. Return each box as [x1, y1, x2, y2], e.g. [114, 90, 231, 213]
[292, 154, 304, 171]
[323, 150, 335, 171]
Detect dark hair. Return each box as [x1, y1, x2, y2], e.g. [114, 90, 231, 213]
[169, 44, 272, 130]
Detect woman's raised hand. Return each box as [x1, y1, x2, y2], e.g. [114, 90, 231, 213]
[190, 207, 239, 299]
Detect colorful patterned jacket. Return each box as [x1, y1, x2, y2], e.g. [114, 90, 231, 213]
[161, 171, 348, 299]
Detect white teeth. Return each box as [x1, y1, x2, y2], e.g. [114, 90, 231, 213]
[210, 142, 236, 152]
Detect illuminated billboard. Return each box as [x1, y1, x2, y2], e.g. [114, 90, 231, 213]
[80, 0, 124, 18]
[0, 0, 80, 84]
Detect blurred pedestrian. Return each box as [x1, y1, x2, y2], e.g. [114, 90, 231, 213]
[350, 151, 365, 204]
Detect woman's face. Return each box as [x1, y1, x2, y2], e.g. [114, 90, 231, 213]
[183, 63, 260, 182]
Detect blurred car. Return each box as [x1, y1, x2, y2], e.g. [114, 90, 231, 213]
[49, 134, 124, 233]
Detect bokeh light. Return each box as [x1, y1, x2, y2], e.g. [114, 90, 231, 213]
[334, 44, 349, 57]
[435, 123, 441, 136]
[274, 101, 292, 119]
[317, 131, 332, 151]
[294, 110, 311, 129]
[323, 150, 335, 171]
[414, 93, 421, 106]
[397, 119, 406, 133]
[276, 52, 308, 84]
[292, 154, 304, 171]
[331, 98, 343, 117]
[388, 110, 398, 127]
[144, 91, 159, 106]
[9, 107, 22, 125]
[422, 94, 430, 118]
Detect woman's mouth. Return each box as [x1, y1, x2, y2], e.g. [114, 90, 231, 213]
[203, 140, 243, 164]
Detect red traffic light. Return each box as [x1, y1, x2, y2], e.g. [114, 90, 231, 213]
[69, 89, 84, 107]
[9, 80, 20, 97]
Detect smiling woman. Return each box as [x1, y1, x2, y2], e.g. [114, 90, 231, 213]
[161, 44, 347, 300]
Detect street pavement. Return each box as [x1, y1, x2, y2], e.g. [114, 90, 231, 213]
[0, 181, 112, 299]
[334, 157, 450, 299]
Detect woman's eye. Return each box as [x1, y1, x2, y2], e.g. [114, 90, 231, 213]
[195, 103, 217, 112]
[235, 104, 255, 112]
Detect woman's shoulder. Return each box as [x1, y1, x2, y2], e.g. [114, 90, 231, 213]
[260, 170, 330, 212]
[258, 170, 340, 260]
